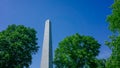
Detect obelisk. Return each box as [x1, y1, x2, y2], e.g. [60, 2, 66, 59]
[40, 19, 53, 68]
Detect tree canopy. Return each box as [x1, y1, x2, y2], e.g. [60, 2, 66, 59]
[54, 33, 101, 68]
[0, 24, 39, 68]
[106, 0, 120, 68]
[107, 0, 120, 32]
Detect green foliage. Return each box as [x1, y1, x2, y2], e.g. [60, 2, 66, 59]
[96, 59, 106, 68]
[54, 33, 101, 68]
[106, 36, 120, 68]
[0, 24, 39, 68]
[106, 0, 120, 68]
[107, 0, 120, 32]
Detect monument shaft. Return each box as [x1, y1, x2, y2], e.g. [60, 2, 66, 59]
[40, 20, 53, 68]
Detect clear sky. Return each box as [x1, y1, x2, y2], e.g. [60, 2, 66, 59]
[0, 0, 113, 68]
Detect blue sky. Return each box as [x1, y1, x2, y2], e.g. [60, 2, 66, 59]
[0, 0, 113, 68]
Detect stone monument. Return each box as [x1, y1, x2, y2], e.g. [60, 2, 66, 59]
[40, 19, 53, 68]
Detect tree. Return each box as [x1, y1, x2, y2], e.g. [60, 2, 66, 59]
[105, 36, 120, 68]
[96, 59, 106, 68]
[54, 33, 101, 68]
[107, 0, 120, 32]
[106, 0, 120, 68]
[0, 24, 39, 68]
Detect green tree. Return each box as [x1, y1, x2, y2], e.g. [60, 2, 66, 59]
[105, 36, 120, 68]
[96, 59, 106, 68]
[107, 0, 120, 32]
[0, 24, 39, 68]
[106, 0, 120, 68]
[54, 33, 101, 68]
